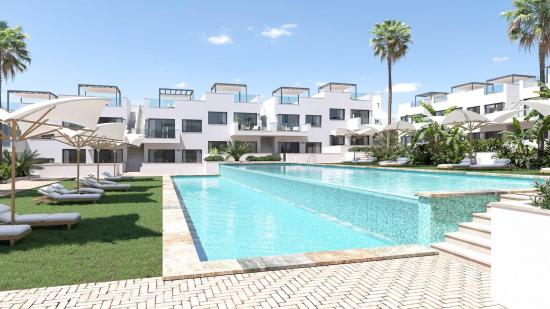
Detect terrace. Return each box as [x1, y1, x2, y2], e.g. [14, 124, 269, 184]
[318, 82, 368, 99]
[5, 89, 58, 111]
[147, 88, 194, 108]
[210, 82, 261, 103]
[272, 86, 310, 105]
[413, 91, 448, 106]
[78, 84, 122, 107]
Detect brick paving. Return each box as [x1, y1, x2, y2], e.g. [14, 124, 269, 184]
[0, 255, 502, 309]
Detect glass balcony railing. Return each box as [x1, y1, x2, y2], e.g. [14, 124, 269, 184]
[232, 94, 260, 103]
[485, 84, 504, 95]
[148, 99, 177, 108]
[277, 124, 301, 131]
[278, 96, 299, 105]
[522, 80, 539, 88]
[351, 92, 369, 99]
[144, 128, 178, 138]
[433, 96, 447, 103]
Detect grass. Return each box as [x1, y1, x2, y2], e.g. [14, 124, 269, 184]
[0, 177, 162, 291]
[337, 162, 542, 176]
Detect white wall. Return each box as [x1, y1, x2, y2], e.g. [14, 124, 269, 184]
[284, 153, 345, 164]
[139, 162, 219, 175]
[34, 163, 123, 178]
[492, 204, 550, 309]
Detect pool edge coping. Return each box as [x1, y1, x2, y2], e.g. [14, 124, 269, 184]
[162, 175, 438, 281]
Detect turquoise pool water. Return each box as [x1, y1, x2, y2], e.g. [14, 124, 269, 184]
[173, 164, 534, 261]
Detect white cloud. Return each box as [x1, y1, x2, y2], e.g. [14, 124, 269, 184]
[174, 81, 187, 88]
[493, 56, 509, 62]
[207, 34, 232, 45]
[261, 24, 298, 39]
[245, 26, 254, 31]
[384, 83, 421, 93]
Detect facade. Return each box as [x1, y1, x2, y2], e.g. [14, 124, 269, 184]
[397, 73, 543, 138]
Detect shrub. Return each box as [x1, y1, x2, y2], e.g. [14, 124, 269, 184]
[204, 155, 225, 162]
[532, 178, 550, 209]
[246, 155, 282, 162]
[222, 141, 252, 161]
[2, 149, 44, 177]
[0, 161, 10, 182]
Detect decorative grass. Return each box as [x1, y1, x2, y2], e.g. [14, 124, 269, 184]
[0, 177, 162, 291]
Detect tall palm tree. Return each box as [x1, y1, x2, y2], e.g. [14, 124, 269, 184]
[370, 20, 412, 147]
[0, 20, 31, 108]
[502, 0, 550, 86]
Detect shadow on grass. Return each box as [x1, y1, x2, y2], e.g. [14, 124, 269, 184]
[0, 213, 161, 252]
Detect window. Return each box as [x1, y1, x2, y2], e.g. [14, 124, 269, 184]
[98, 117, 124, 124]
[278, 142, 300, 153]
[62, 149, 86, 163]
[145, 119, 175, 138]
[208, 112, 227, 124]
[330, 135, 345, 145]
[208, 141, 227, 151]
[351, 109, 369, 124]
[400, 116, 408, 122]
[182, 150, 202, 163]
[329, 109, 345, 120]
[484, 131, 501, 139]
[42, 158, 55, 163]
[467, 106, 481, 114]
[182, 119, 202, 132]
[277, 114, 300, 130]
[148, 149, 175, 163]
[94, 149, 123, 163]
[305, 115, 322, 127]
[484, 103, 504, 114]
[351, 136, 369, 146]
[306, 142, 322, 153]
[239, 141, 257, 153]
[234, 113, 258, 129]
[435, 110, 445, 116]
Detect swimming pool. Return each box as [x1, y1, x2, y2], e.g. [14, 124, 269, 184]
[173, 164, 535, 261]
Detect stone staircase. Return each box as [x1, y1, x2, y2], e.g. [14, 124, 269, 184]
[431, 193, 534, 271]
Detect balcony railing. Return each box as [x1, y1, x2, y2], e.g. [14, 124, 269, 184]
[231, 122, 310, 134]
[522, 80, 539, 88]
[278, 95, 300, 105]
[233, 94, 261, 103]
[144, 128, 178, 138]
[148, 99, 177, 108]
[351, 92, 369, 100]
[485, 84, 504, 95]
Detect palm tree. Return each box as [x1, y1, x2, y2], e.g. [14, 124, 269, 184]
[502, 0, 550, 86]
[0, 21, 31, 108]
[222, 141, 252, 162]
[370, 20, 412, 147]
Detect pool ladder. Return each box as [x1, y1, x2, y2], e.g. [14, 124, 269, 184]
[306, 154, 317, 164]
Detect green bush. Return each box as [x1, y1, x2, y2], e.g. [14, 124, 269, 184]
[0, 161, 10, 182]
[532, 178, 550, 209]
[2, 149, 44, 177]
[204, 155, 225, 162]
[246, 155, 282, 162]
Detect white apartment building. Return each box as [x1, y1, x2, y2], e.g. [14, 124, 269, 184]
[397, 73, 545, 139]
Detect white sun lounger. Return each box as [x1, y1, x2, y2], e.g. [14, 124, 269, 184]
[50, 183, 104, 195]
[37, 187, 101, 203]
[379, 157, 411, 167]
[0, 224, 31, 247]
[80, 178, 130, 191]
[437, 158, 472, 169]
[0, 204, 80, 229]
[469, 158, 512, 169]
[87, 174, 119, 184]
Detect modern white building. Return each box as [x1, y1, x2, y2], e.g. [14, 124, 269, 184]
[397, 73, 545, 138]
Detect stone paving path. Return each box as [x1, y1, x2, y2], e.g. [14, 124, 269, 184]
[0, 255, 502, 309]
[0, 179, 60, 197]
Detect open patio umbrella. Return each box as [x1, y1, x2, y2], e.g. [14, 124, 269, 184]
[86, 123, 126, 181]
[522, 100, 550, 117]
[331, 127, 379, 161]
[442, 109, 491, 161]
[381, 120, 416, 132]
[0, 97, 108, 224]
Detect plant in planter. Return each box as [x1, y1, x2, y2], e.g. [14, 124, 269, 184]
[222, 141, 252, 161]
[532, 178, 550, 209]
[204, 155, 225, 161]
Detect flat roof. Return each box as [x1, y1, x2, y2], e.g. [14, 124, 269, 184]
[451, 82, 491, 92]
[7, 90, 58, 100]
[211, 83, 247, 93]
[415, 91, 448, 98]
[272, 86, 310, 96]
[159, 88, 194, 100]
[318, 82, 356, 92]
[78, 84, 120, 95]
[486, 74, 536, 84]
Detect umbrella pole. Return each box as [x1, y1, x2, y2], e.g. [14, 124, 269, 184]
[76, 146, 80, 193]
[10, 120, 16, 225]
[113, 149, 116, 176]
[96, 148, 100, 182]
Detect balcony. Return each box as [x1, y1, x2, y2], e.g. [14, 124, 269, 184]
[233, 93, 261, 103]
[230, 122, 309, 137]
[485, 84, 504, 95]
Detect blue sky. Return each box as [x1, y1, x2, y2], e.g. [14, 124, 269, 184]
[1, 0, 541, 109]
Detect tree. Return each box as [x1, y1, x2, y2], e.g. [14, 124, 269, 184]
[0, 21, 31, 107]
[502, 0, 550, 87]
[222, 141, 252, 162]
[370, 20, 412, 147]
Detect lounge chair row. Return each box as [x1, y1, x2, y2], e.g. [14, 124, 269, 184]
[437, 158, 512, 170]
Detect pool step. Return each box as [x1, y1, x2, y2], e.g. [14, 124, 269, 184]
[458, 222, 491, 239]
[431, 242, 490, 271]
[444, 232, 491, 255]
[500, 193, 533, 202]
[472, 212, 491, 224]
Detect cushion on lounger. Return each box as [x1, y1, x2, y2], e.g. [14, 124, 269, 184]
[0, 224, 31, 237]
[51, 183, 64, 189]
[0, 204, 10, 213]
[494, 159, 511, 164]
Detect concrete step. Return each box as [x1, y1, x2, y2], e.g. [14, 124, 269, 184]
[500, 193, 533, 201]
[458, 222, 491, 239]
[444, 231, 491, 255]
[472, 212, 491, 224]
[431, 242, 490, 271]
[485, 204, 492, 213]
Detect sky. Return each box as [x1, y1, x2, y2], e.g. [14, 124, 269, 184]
[0, 0, 542, 111]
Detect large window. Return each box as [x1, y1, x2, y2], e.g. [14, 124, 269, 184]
[148, 149, 175, 163]
[145, 119, 175, 138]
[208, 112, 227, 124]
[351, 136, 369, 146]
[62, 149, 86, 163]
[350, 109, 369, 124]
[234, 113, 258, 129]
[467, 106, 481, 114]
[484, 102, 504, 114]
[305, 115, 322, 127]
[329, 108, 345, 120]
[330, 135, 345, 146]
[277, 114, 300, 130]
[305, 142, 322, 153]
[98, 117, 124, 124]
[93, 149, 123, 163]
[278, 142, 300, 153]
[208, 141, 227, 151]
[182, 150, 202, 163]
[182, 119, 202, 132]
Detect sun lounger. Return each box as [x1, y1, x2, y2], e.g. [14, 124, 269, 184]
[103, 171, 134, 180]
[541, 168, 550, 175]
[87, 173, 120, 183]
[50, 183, 104, 195]
[0, 224, 31, 247]
[37, 187, 101, 203]
[80, 178, 130, 191]
[437, 158, 472, 169]
[379, 157, 411, 167]
[0, 204, 80, 229]
[469, 158, 512, 170]
[356, 156, 377, 163]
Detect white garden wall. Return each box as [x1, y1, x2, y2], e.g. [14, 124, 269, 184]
[34, 163, 123, 179]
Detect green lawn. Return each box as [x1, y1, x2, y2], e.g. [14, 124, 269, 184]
[337, 162, 542, 176]
[0, 177, 162, 291]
